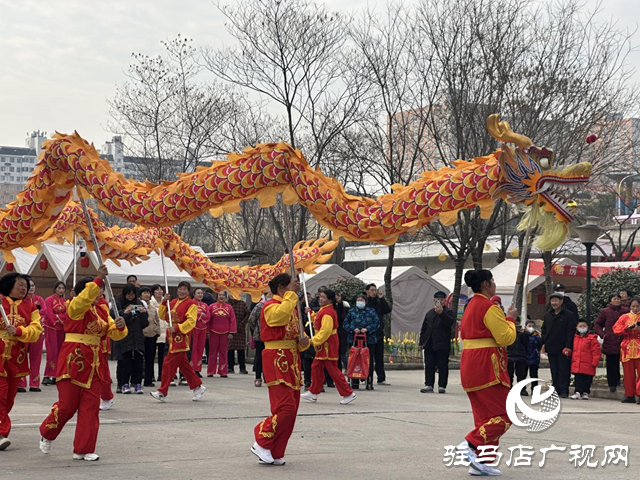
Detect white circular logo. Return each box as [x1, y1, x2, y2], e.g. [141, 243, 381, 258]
[506, 378, 561, 433]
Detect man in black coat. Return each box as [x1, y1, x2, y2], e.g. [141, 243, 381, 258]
[553, 283, 579, 319]
[542, 292, 577, 398]
[419, 291, 455, 393]
[365, 284, 392, 385]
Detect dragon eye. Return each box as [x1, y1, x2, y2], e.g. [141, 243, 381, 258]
[539, 157, 550, 169]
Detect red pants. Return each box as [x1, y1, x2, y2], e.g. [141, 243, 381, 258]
[191, 329, 207, 372]
[158, 351, 202, 396]
[99, 352, 113, 401]
[207, 332, 229, 376]
[44, 328, 65, 377]
[309, 358, 353, 396]
[254, 384, 300, 459]
[18, 333, 44, 388]
[40, 378, 101, 454]
[622, 358, 640, 397]
[465, 384, 511, 451]
[0, 374, 20, 437]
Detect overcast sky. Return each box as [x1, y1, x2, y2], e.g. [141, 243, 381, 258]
[0, 0, 638, 148]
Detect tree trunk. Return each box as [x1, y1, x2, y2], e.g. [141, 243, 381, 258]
[513, 239, 534, 316]
[542, 251, 554, 299]
[451, 257, 466, 318]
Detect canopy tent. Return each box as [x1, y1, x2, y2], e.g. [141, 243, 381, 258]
[299, 264, 356, 295]
[0, 248, 38, 275]
[356, 266, 448, 335]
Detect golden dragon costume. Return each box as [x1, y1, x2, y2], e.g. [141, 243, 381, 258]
[0, 114, 591, 296]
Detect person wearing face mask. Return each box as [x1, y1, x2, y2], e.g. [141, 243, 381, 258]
[419, 291, 455, 394]
[523, 319, 543, 394]
[570, 320, 602, 400]
[0, 273, 43, 450]
[594, 293, 629, 393]
[343, 294, 380, 390]
[542, 292, 577, 399]
[17, 278, 46, 393]
[43, 282, 68, 386]
[613, 297, 640, 404]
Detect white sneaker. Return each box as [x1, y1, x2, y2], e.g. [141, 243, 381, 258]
[301, 391, 317, 402]
[259, 457, 286, 465]
[251, 442, 274, 464]
[192, 385, 206, 401]
[73, 453, 99, 461]
[582, 393, 589, 400]
[179, 377, 186, 386]
[340, 393, 357, 405]
[469, 463, 501, 476]
[570, 393, 582, 400]
[171, 377, 177, 387]
[378, 380, 391, 386]
[456, 440, 475, 464]
[150, 391, 166, 402]
[39, 437, 51, 454]
[0, 437, 11, 451]
[99, 398, 114, 411]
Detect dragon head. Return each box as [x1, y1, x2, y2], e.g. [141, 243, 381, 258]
[488, 114, 591, 250]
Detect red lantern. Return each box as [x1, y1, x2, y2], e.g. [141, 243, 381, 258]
[80, 256, 90, 269]
[39, 258, 49, 280]
[5, 262, 14, 272]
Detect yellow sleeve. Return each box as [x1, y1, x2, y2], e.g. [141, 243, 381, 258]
[312, 315, 333, 346]
[158, 302, 168, 321]
[264, 292, 298, 327]
[17, 309, 43, 343]
[178, 304, 198, 335]
[68, 281, 101, 320]
[483, 305, 516, 347]
[107, 316, 128, 342]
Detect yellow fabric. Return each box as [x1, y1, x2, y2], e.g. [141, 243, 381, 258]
[158, 302, 168, 321]
[483, 304, 516, 347]
[178, 304, 198, 335]
[68, 281, 101, 321]
[463, 338, 499, 349]
[64, 333, 101, 346]
[264, 292, 298, 327]
[312, 315, 334, 346]
[107, 317, 128, 341]
[4, 297, 43, 343]
[264, 340, 298, 350]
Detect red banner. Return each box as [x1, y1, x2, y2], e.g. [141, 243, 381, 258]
[528, 260, 640, 279]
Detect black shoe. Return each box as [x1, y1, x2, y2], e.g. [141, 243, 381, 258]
[609, 386, 617, 393]
[321, 387, 326, 393]
[621, 396, 636, 403]
[144, 382, 155, 387]
[560, 393, 569, 399]
[220, 375, 228, 378]
[195, 371, 202, 378]
[366, 382, 374, 391]
[30, 387, 41, 392]
[351, 384, 360, 390]
[326, 383, 335, 388]
[17, 387, 26, 393]
[42, 377, 53, 386]
[51, 378, 56, 385]
[420, 386, 434, 393]
[116, 387, 122, 394]
[207, 375, 214, 378]
[239, 370, 248, 375]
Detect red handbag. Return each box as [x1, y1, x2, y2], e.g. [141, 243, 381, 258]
[347, 333, 370, 379]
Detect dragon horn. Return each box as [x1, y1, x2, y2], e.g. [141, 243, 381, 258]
[486, 114, 533, 149]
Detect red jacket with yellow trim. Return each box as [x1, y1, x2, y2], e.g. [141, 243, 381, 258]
[44, 294, 67, 331]
[312, 305, 339, 360]
[0, 296, 42, 378]
[159, 298, 197, 353]
[57, 278, 127, 388]
[460, 294, 516, 392]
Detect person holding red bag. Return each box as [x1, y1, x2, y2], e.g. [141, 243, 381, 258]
[570, 320, 602, 400]
[343, 294, 380, 390]
[301, 290, 356, 405]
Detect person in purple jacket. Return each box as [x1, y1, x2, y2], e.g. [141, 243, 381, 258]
[594, 293, 629, 392]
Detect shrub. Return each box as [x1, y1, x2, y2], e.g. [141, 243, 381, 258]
[327, 278, 368, 305]
[578, 268, 640, 318]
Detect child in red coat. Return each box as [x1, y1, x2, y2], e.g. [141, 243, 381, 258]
[570, 320, 602, 400]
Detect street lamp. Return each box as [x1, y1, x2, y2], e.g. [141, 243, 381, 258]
[576, 216, 604, 324]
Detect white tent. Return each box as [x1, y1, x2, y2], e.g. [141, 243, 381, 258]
[356, 266, 448, 335]
[299, 264, 356, 294]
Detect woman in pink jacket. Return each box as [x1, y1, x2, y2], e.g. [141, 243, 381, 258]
[570, 320, 602, 400]
[42, 282, 67, 386]
[207, 292, 236, 377]
[191, 287, 211, 377]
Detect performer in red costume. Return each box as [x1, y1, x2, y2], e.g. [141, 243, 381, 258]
[43, 282, 68, 385]
[207, 291, 236, 377]
[456, 269, 516, 477]
[39, 265, 127, 461]
[150, 281, 206, 402]
[0, 273, 43, 450]
[613, 297, 640, 403]
[191, 287, 210, 377]
[301, 289, 356, 405]
[251, 273, 310, 466]
[17, 278, 47, 392]
[97, 296, 116, 411]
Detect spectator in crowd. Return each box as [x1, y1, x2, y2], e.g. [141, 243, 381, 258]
[542, 292, 577, 398]
[190, 287, 210, 378]
[594, 293, 629, 392]
[365, 283, 391, 386]
[18, 278, 46, 392]
[619, 288, 634, 308]
[228, 297, 251, 374]
[419, 291, 455, 394]
[116, 284, 149, 395]
[150, 285, 166, 384]
[248, 293, 272, 387]
[202, 290, 215, 365]
[343, 294, 380, 390]
[309, 286, 327, 312]
[523, 319, 543, 394]
[207, 291, 236, 378]
[140, 286, 160, 387]
[43, 282, 67, 386]
[613, 297, 640, 404]
[552, 284, 579, 319]
[126, 275, 139, 287]
[570, 319, 602, 400]
[335, 291, 350, 372]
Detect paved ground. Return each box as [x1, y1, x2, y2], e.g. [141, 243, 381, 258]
[3, 363, 638, 479]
